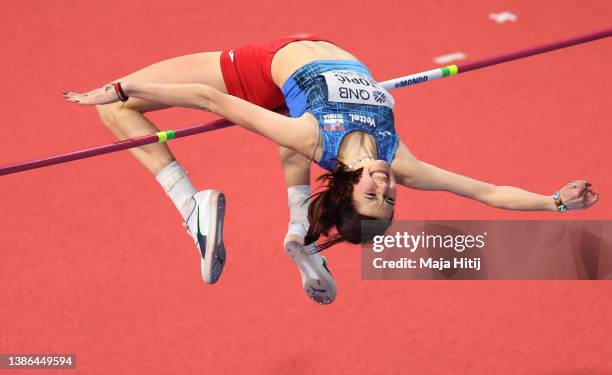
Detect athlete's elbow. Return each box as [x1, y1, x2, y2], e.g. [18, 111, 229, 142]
[193, 84, 216, 111]
[478, 184, 504, 207]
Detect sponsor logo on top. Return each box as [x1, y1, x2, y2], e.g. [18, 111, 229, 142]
[372, 90, 387, 104]
[323, 70, 394, 109]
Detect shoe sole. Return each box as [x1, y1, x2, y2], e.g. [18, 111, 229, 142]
[200, 191, 226, 284]
[285, 241, 337, 304]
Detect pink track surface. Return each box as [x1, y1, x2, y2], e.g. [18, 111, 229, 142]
[1, 1, 611, 374]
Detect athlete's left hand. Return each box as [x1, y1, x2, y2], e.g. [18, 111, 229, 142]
[558, 180, 599, 211]
[63, 83, 122, 105]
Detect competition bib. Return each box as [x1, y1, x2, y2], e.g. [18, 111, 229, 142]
[322, 70, 394, 109]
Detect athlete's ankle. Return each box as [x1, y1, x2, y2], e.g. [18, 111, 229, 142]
[155, 161, 198, 220]
[288, 185, 311, 225]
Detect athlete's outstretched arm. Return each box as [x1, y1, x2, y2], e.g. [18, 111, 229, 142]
[391, 141, 599, 211]
[63, 82, 319, 157]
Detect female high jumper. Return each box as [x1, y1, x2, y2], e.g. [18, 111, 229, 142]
[64, 35, 598, 304]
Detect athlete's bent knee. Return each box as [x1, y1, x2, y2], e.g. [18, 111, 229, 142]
[96, 103, 117, 126]
[96, 102, 137, 129]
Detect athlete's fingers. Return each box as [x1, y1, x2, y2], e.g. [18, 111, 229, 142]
[580, 192, 589, 205]
[570, 180, 590, 189]
[63, 95, 80, 103]
[64, 88, 117, 105]
[565, 183, 591, 201]
[64, 93, 98, 105]
[586, 191, 599, 208]
[577, 185, 592, 199]
[575, 189, 597, 209]
[65, 94, 83, 101]
[63, 92, 85, 100]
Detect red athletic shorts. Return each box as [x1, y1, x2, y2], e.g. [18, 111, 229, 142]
[220, 34, 330, 110]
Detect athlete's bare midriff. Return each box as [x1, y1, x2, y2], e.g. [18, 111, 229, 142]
[271, 40, 359, 89]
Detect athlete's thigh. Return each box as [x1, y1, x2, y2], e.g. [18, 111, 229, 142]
[116, 51, 228, 113]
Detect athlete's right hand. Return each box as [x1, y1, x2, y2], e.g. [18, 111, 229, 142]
[63, 83, 122, 105]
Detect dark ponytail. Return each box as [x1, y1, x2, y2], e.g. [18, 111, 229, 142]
[305, 161, 393, 251]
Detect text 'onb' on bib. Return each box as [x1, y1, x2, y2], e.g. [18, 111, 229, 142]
[322, 70, 394, 109]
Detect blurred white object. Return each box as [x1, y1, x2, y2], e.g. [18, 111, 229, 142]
[434, 52, 466, 64]
[489, 11, 518, 24]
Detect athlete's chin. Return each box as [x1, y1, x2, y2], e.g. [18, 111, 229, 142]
[371, 159, 391, 169]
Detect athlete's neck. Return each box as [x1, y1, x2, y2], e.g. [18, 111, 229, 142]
[337, 132, 379, 167]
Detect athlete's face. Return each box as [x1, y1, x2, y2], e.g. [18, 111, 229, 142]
[352, 159, 396, 219]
